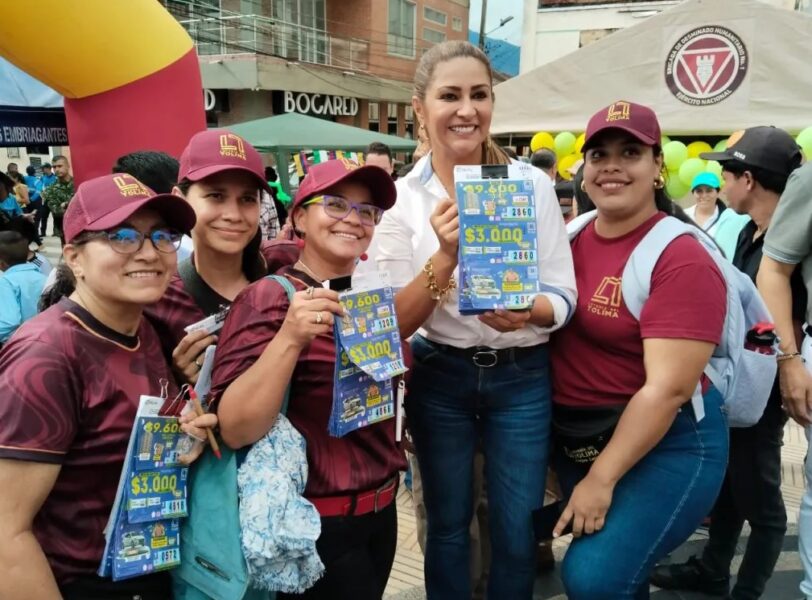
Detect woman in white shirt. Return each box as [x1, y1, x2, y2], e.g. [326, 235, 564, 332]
[370, 40, 576, 599]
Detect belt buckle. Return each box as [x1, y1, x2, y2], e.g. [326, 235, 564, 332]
[472, 349, 498, 368]
[373, 477, 396, 513]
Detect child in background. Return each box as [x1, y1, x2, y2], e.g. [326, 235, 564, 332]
[0, 230, 47, 344]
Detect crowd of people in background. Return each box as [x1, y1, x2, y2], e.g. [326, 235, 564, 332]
[2, 38, 812, 600]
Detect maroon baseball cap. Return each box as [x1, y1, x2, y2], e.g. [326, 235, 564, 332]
[178, 129, 271, 193]
[583, 101, 661, 151]
[63, 174, 197, 243]
[292, 159, 397, 212]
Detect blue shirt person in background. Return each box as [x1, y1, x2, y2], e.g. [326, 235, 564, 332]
[0, 172, 22, 219]
[0, 230, 47, 344]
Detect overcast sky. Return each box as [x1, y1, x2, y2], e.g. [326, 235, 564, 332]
[468, 0, 524, 45]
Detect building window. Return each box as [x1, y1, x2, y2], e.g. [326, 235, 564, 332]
[424, 6, 447, 26]
[6, 147, 20, 159]
[272, 0, 327, 63]
[404, 106, 414, 139]
[423, 26, 446, 44]
[452, 16, 463, 32]
[388, 0, 416, 57]
[369, 102, 380, 132]
[387, 103, 398, 136]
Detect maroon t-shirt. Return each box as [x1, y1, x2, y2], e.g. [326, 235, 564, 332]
[209, 266, 407, 497]
[0, 298, 177, 585]
[144, 239, 300, 361]
[551, 212, 726, 408]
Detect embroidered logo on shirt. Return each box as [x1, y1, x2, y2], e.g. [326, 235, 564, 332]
[588, 276, 622, 319]
[219, 134, 247, 160]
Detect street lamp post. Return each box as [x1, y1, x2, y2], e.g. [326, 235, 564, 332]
[480, 14, 515, 53]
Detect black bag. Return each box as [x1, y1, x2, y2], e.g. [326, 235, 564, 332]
[552, 404, 625, 465]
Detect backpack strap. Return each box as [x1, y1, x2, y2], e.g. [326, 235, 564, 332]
[621, 217, 698, 320]
[265, 274, 297, 416]
[566, 209, 598, 241]
[178, 257, 229, 316]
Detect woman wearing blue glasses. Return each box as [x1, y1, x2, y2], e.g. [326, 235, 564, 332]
[209, 159, 406, 600]
[0, 174, 215, 600]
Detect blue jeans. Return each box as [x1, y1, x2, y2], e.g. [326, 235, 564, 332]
[554, 388, 729, 600]
[406, 335, 551, 600]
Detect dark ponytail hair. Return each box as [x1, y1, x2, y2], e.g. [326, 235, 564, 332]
[652, 145, 696, 226]
[176, 178, 268, 282]
[38, 264, 76, 312]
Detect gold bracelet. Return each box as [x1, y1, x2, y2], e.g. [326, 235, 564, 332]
[423, 258, 457, 303]
[777, 352, 803, 362]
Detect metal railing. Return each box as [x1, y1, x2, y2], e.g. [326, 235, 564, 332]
[176, 13, 370, 71]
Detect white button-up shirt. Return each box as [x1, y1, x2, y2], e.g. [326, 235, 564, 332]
[367, 154, 577, 349]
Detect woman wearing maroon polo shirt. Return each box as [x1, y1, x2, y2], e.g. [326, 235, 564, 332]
[209, 160, 406, 600]
[0, 174, 215, 600]
[144, 129, 298, 385]
[548, 102, 729, 599]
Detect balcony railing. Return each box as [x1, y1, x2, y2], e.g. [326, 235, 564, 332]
[176, 13, 370, 71]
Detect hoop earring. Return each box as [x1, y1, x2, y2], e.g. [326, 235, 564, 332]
[580, 180, 586, 193]
[654, 175, 665, 190]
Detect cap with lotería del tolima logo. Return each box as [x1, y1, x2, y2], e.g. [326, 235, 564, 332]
[62, 173, 196, 243]
[583, 101, 662, 151]
[178, 129, 271, 192]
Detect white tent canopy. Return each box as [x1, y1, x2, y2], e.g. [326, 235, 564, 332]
[493, 0, 812, 136]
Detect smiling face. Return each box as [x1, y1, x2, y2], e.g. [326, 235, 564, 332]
[64, 209, 176, 307]
[413, 56, 493, 166]
[179, 170, 260, 257]
[294, 180, 375, 272]
[583, 130, 663, 221]
[692, 184, 720, 209]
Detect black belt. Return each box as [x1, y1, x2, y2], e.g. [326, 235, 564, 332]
[427, 340, 545, 368]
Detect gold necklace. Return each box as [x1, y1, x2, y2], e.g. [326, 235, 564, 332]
[295, 259, 324, 283]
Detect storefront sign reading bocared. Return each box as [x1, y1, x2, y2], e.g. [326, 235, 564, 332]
[283, 91, 359, 116]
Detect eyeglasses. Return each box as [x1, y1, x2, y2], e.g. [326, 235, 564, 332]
[76, 227, 183, 255]
[304, 194, 384, 226]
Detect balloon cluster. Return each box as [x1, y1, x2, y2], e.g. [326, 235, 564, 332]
[530, 131, 585, 181]
[660, 138, 725, 199]
[530, 130, 730, 199]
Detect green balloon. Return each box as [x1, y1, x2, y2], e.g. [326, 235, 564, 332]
[706, 160, 723, 178]
[679, 158, 706, 186]
[665, 175, 690, 199]
[663, 141, 688, 172]
[713, 139, 727, 152]
[797, 126, 812, 159]
[661, 135, 671, 147]
[554, 131, 577, 157]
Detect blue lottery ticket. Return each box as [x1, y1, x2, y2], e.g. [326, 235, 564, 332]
[112, 518, 181, 581]
[455, 165, 540, 315]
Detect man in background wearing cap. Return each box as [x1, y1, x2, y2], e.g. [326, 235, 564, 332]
[38, 163, 56, 237]
[41, 156, 74, 245]
[653, 126, 804, 599]
[758, 155, 812, 598]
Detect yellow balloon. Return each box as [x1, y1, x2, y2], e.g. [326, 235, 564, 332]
[687, 141, 713, 159]
[558, 154, 581, 181]
[574, 133, 586, 154]
[530, 131, 555, 153]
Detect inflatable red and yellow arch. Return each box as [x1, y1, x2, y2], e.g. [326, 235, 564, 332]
[0, 1, 206, 183]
